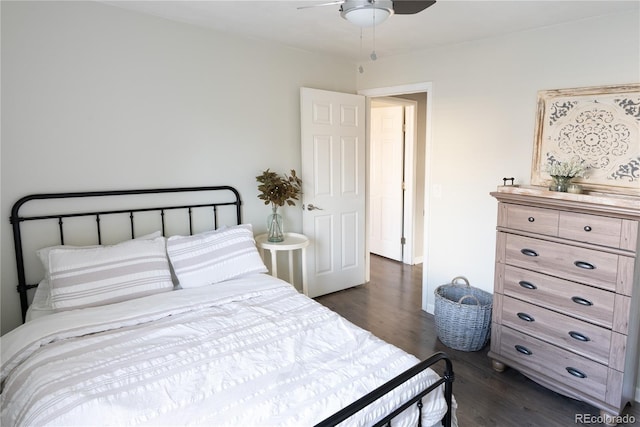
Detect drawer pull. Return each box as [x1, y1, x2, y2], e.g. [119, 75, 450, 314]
[566, 367, 587, 379]
[518, 280, 537, 290]
[528, 217, 535, 222]
[584, 225, 592, 232]
[574, 260, 595, 270]
[515, 345, 532, 356]
[517, 312, 535, 322]
[520, 248, 538, 257]
[571, 296, 593, 306]
[569, 331, 591, 342]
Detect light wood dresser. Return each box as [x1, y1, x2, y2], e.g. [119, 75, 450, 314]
[490, 187, 640, 424]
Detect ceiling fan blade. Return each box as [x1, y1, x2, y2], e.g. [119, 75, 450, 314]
[392, 0, 436, 14]
[297, 0, 346, 10]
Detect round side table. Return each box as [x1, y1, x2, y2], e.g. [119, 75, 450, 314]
[254, 233, 310, 295]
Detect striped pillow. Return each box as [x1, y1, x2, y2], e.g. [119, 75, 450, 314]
[36, 231, 164, 307]
[49, 236, 173, 311]
[37, 231, 162, 280]
[167, 224, 267, 288]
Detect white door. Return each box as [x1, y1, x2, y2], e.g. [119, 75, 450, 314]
[370, 103, 404, 261]
[300, 87, 366, 298]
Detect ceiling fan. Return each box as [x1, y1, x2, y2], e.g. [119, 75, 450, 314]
[299, 0, 436, 27]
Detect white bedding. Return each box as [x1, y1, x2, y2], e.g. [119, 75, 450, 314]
[2, 274, 455, 426]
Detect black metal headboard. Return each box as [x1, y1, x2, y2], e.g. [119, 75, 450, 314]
[10, 186, 242, 322]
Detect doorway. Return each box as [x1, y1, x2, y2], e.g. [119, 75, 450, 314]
[299, 84, 431, 304]
[359, 83, 432, 311]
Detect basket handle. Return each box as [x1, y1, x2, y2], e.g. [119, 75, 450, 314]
[451, 276, 470, 287]
[458, 294, 480, 305]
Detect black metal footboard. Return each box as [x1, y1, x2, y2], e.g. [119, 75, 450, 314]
[315, 351, 454, 427]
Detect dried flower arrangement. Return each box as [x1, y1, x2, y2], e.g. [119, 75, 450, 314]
[256, 169, 302, 207]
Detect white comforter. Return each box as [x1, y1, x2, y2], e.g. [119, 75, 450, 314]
[1, 274, 454, 426]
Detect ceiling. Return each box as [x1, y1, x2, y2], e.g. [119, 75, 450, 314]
[104, 0, 639, 62]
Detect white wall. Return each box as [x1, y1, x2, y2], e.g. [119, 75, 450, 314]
[357, 8, 640, 397]
[0, 1, 357, 334]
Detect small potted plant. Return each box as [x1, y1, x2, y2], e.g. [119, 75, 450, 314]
[545, 159, 586, 192]
[256, 169, 302, 242]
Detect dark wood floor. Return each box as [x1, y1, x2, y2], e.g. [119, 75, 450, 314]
[315, 255, 640, 427]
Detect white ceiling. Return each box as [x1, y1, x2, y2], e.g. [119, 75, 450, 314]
[104, 0, 640, 61]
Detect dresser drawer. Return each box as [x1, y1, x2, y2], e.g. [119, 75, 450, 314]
[559, 212, 622, 248]
[502, 265, 615, 328]
[501, 296, 611, 364]
[504, 234, 619, 291]
[504, 204, 559, 236]
[499, 327, 608, 401]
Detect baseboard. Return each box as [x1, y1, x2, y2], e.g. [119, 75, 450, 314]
[425, 302, 435, 315]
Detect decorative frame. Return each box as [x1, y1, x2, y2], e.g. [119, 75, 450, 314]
[531, 83, 640, 196]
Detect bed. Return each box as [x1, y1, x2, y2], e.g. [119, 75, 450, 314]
[1, 185, 456, 426]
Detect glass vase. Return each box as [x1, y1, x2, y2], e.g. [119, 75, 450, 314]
[549, 175, 572, 192]
[267, 205, 284, 242]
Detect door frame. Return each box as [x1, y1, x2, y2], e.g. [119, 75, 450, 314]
[358, 83, 433, 312]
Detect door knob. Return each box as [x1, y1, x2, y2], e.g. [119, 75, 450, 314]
[306, 203, 323, 211]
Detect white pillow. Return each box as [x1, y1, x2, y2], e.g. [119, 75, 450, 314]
[167, 224, 267, 288]
[35, 231, 164, 307]
[36, 230, 162, 277]
[49, 236, 173, 311]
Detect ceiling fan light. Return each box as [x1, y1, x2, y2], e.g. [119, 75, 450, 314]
[342, 6, 391, 27]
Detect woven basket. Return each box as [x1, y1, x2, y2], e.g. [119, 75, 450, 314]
[434, 276, 493, 351]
